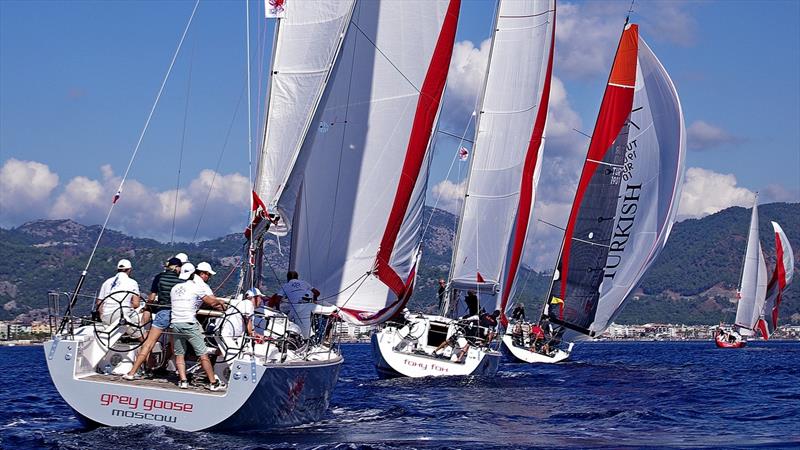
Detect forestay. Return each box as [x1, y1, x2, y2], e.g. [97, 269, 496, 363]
[255, 0, 355, 231]
[757, 221, 793, 338]
[449, 0, 555, 320]
[276, 0, 460, 324]
[544, 24, 686, 341]
[734, 198, 768, 336]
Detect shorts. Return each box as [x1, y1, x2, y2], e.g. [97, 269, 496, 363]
[152, 309, 171, 330]
[172, 322, 207, 356]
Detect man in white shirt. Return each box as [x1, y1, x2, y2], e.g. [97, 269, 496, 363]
[96, 259, 141, 326]
[278, 271, 319, 315]
[221, 287, 260, 339]
[169, 262, 227, 391]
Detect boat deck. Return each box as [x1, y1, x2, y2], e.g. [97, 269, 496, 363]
[80, 373, 227, 396]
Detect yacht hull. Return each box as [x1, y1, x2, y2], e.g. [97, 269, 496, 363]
[500, 334, 572, 364]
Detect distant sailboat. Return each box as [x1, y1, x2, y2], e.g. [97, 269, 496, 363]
[373, 0, 556, 377]
[716, 197, 768, 348]
[514, 19, 686, 363]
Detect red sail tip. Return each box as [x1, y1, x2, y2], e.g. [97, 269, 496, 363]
[609, 24, 638, 87]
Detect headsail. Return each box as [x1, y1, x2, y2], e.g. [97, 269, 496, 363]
[542, 23, 686, 341]
[254, 0, 356, 235]
[734, 198, 768, 336]
[275, 0, 460, 324]
[757, 221, 794, 339]
[448, 0, 556, 323]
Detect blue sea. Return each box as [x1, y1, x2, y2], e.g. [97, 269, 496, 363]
[2, 341, 799, 449]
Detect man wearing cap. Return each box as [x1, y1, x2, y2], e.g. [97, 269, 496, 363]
[220, 288, 260, 342]
[277, 271, 320, 315]
[169, 262, 227, 391]
[123, 257, 185, 380]
[96, 259, 141, 326]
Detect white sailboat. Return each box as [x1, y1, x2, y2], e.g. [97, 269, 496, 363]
[44, 0, 455, 430]
[715, 197, 769, 348]
[514, 20, 686, 363]
[373, 0, 556, 378]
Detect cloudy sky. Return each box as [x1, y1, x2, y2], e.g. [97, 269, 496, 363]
[1, 1, 798, 268]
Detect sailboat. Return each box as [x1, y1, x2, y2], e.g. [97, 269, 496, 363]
[506, 19, 686, 363]
[44, 0, 457, 430]
[756, 222, 794, 339]
[715, 197, 769, 348]
[372, 0, 556, 378]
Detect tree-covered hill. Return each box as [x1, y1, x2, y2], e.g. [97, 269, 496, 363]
[1, 203, 798, 326]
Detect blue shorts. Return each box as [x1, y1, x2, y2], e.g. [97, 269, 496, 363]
[152, 309, 171, 330]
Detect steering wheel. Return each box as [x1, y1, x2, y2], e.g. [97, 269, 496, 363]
[208, 301, 249, 363]
[398, 316, 428, 341]
[93, 290, 150, 352]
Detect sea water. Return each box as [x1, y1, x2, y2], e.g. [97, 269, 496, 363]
[2, 341, 799, 449]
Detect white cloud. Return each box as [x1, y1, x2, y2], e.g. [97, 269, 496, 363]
[0, 159, 59, 225]
[430, 179, 465, 215]
[50, 176, 104, 219]
[687, 120, 742, 150]
[677, 167, 755, 219]
[760, 183, 800, 204]
[442, 38, 492, 127]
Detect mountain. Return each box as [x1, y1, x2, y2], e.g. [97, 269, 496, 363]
[1, 203, 798, 326]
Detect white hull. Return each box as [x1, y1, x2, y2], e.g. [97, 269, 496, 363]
[45, 326, 342, 431]
[500, 334, 572, 364]
[371, 315, 500, 378]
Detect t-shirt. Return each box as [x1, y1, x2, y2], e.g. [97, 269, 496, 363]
[149, 270, 183, 310]
[170, 277, 213, 323]
[98, 272, 140, 317]
[221, 296, 254, 337]
[278, 279, 314, 305]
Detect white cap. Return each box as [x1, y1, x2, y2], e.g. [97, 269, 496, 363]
[195, 261, 216, 276]
[174, 253, 189, 264]
[117, 259, 132, 270]
[179, 262, 195, 280]
[246, 287, 263, 298]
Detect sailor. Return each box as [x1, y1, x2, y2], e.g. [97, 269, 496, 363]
[479, 309, 500, 344]
[432, 327, 469, 363]
[174, 252, 189, 265]
[463, 290, 479, 318]
[437, 279, 447, 313]
[96, 259, 141, 326]
[123, 257, 184, 380]
[170, 262, 227, 391]
[511, 302, 526, 321]
[277, 271, 320, 315]
[530, 322, 546, 352]
[221, 287, 260, 340]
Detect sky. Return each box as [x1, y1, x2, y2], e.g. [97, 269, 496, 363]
[1, 0, 799, 269]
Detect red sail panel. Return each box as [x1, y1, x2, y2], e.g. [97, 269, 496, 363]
[559, 24, 639, 302]
[374, 0, 460, 297]
[499, 6, 556, 328]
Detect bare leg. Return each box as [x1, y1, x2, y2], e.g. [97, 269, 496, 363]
[176, 355, 187, 381]
[198, 355, 217, 383]
[127, 327, 163, 376]
[457, 344, 470, 363]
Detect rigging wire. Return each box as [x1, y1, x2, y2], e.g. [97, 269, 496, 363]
[191, 85, 247, 243]
[79, 0, 201, 277]
[171, 42, 196, 245]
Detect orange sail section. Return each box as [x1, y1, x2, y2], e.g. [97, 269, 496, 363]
[609, 24, 639, 87]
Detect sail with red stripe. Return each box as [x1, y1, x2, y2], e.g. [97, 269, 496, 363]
[758, 221, 794, 339]
[542, 23, 686, 341]
[734, 197, 768, 337]
[448, 0, 555, 323]
[272, 0, 460, 325]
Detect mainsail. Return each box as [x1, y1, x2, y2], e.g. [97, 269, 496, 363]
[734, 198, 768, 336]
[757, 221, 794, 339]
[254, 0, 356, 233]
[448, 0, 555, 323]
[542, 23, 686, 341]
[266, 0, 460, 324]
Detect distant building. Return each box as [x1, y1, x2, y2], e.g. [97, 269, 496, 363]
[30, 321, 51, 335]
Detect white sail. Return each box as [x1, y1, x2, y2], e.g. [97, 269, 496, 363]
[734, 198, 767, 334]
[276, 0, 460, 324]
[255, 1, 355, 228]
[544, 25, 686, 341]
[449, 0, 555, 318]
